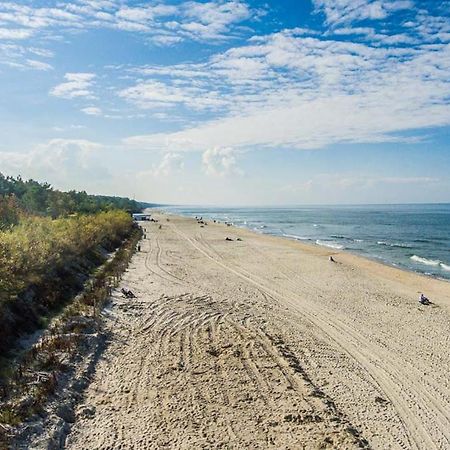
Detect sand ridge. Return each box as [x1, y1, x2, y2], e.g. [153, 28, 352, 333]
[65, 212, 450, 449]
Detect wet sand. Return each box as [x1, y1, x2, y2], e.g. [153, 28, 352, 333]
[65, 212, 450, 449]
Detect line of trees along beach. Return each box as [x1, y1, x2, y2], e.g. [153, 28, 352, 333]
[0, 173, 142, 357]
[0, 173, 140, 227]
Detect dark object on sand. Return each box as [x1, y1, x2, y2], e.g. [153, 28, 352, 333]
[237, 238, 242, 241]
[159, 225, 162, 229]
[225, 237, 233, 241]
[329, 256, 335, 262]
[121, 288, 136, 299]
[137, 244, 141, 252]
[419, 293, 431, 305]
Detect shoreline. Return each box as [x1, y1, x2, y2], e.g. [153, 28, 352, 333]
[159, 205, 450, 281]
[159, 210, 450, 307]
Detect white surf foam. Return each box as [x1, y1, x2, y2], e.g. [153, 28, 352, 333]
[377, 241, 411, 248]
[316, 240, 344, 250]
[410, 255, 440, 266]
[283, 233, 309, 241]
[440, 263, 450, 272]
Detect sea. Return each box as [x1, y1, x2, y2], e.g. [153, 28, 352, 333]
[163, 204, 450, 281]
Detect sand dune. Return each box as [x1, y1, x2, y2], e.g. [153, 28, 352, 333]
[65, 212, 450, 449]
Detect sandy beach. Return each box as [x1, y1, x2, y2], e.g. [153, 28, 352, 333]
[64, 212, 450, 449]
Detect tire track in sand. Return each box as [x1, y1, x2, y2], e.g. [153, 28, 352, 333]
[170, 222, 447, 450]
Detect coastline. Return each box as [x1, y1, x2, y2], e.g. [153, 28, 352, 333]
[162, 209, 450, 300]
[65, 211, 450, 449]
[162, 204, 450, 283]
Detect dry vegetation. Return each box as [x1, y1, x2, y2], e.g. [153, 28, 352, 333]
[0, 210, 134, 356]
[0, 222, 142, 447]
[0, 173, 147, 446]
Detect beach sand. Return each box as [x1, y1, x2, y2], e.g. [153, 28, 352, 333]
[65, 212, 450, 449]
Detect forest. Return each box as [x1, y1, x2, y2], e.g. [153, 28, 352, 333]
[0, 173, 141, 229]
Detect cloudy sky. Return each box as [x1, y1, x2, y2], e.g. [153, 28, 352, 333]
[0, 0, 449, 205]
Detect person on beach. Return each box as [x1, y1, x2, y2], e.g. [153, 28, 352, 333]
[329, 256, 335, 262]
[419, 293, 431, 305]
[121, 288, 136, 298]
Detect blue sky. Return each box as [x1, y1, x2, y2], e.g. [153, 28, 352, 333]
[0, 0, 449, 205]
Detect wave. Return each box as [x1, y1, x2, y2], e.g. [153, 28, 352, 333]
[316, 240, 344, 250]
[440, 263, 450, 272]
[283, 233, 310, 241]
[377, 241, 412, 248]
[410, 255, 440, 266]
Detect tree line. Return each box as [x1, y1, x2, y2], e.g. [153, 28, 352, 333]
[0, 173, 142, 229]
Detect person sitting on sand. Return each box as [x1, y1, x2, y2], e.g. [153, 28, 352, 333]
[419, 293, 431, 305]
[329, 256, 335, 262]
[121, 288, 136, 299]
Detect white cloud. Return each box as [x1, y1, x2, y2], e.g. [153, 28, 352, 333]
[0, 42, 55, 71]
[50, 72, 96, 99]
[202, 147, 242, 177]
[151, 35, 183, 46]
[0, 139, 107, 189]
[25, 59, 53, 70]
[0, 0, 257, 49]
[137, 152, 184, 178]
[118, 80, 227, 110]
[116, 4, 177, 22]
[313, 0, 413, 26]
[81, 106, 102, 115]
[179, 0, 253, 40]
[123, 28, 450, 152]
[52, 124, 86, 131]
[0, 28, 34, 39]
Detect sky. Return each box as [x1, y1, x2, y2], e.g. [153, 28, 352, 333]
[0, 0, 449, 205]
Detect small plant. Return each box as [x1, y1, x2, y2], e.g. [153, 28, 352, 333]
[0, 406, 21, 426]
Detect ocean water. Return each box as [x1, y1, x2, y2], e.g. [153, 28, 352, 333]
[164, 204, 450, 281]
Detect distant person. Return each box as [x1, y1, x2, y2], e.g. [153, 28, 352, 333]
[121, 288, 136, 298]
[419, 293, 431, 305]
[329, 256, 335, 262]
